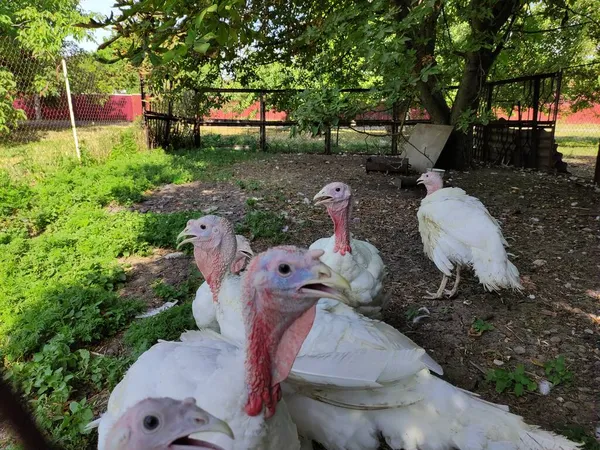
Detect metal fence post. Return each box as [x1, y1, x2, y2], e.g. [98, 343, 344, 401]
[530, 76, 541, 168]
[259, 92, 266, 151]
[391, 101, 399, 155]
[61, 59, 81, 161]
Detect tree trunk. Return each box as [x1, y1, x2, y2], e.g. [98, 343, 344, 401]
[438, 50, 496, 168]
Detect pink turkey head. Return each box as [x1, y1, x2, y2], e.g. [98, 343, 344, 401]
[177, 215, 237, 302]
[416, 171, 444, 195]
[242, 246, 351, 419]
[313, 182, 351, 212]
[313, 182, 353, 255]
[105, 397, 234, 450]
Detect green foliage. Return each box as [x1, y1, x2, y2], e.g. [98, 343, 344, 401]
[471, 318, 494, 334]
[236, 179, 262, 191]
[152, 278, 200, 303]
[544, 355, 574, 386]
[291, 87, 363, 136]
[141, 211, 205, 249]
[0, 69, 26, 137]
[0, 126, 257, 448]
[100, 0, 599, 160]
[486, 364, 537, 397]
[404, 306, 421, 322]
[237, 209, 287, 244]
[124, 303, 196, 357]
[6, 335, 128, 448]
[559, 425, 600, 450]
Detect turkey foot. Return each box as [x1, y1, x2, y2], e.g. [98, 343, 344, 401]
[444, 267, 461, 298]
[424, 275, 448, 299]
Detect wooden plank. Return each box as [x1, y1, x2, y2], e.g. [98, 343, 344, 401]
[365, 156, 409, 174]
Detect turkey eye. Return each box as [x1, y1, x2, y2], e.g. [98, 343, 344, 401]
[335, 187, 341, 192]
[143, 415, 159, 431]
[278, 264, 291, 275]
[200, 224, 206, 230]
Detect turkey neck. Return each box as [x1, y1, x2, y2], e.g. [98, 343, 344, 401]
[194, 238, 236, 303]
[326, 198, 352, 255]
[425, 177, 444, 195]
[243, 275, 316, 419]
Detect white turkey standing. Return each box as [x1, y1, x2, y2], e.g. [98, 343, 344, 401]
[417, 170, 523, 299]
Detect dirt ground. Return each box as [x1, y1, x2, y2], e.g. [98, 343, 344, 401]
[123, 153, 600, 441]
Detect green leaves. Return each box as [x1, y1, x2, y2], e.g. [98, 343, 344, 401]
[486, 364, 538, 397]
[194, 41, 211, 54]
[544, 355, 574, 386]
[196, 4, 218, 27]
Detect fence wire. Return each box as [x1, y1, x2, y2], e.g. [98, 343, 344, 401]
[0, 37, 141, 146]
[553, 70, 600, 179]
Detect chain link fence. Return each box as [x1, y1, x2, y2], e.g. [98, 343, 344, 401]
[0, 37, 141, 156]
[554, 69, 600, 179]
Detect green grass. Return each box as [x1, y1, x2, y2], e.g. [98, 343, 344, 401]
[124, 303, 197, 358]
[0, 125, 256, 448]
[188, 125, 393, 154]
[555, 122, 599, 159]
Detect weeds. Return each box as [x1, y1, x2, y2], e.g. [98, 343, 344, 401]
[124, 303, 197, 357]
[559, 425, 599, 450]
[237, 209, 288, 243]
[544, 355, 573, 386]
[470, 318, 494, 336]
[486, 364, 537, 397]
[236, 179, 262, 191]
[405, 306, 420, 322]
[0, 126, 256, 448]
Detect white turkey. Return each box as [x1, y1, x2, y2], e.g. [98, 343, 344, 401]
[311, 182, 387, 318]
[417, 170, 523, 299]
[92, 246, 352, 450]
[184, 233, 253, 332]
[104, 397, 233, 450]
[179, 216, 442, 362]
[178, 215, 578, 450]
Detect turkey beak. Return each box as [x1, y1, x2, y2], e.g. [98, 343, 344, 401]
[299, 264, 353, 305]
[170, 409, 234, 450]
[177, 223, 204, 248]
[416, 175, 425, 185]
[190, 412, 234, 440]
[313, 189, 333, 206]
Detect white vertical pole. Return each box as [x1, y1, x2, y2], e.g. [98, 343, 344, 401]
[61, 58, 81, 161]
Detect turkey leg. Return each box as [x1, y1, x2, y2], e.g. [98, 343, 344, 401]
[444, 266, 461, 298]
[424, 275, 448, 299]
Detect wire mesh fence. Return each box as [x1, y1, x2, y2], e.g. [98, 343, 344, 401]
[550, 68, 600, 179]
[0, 37, 142, 152]
[142, 84, 433, 154]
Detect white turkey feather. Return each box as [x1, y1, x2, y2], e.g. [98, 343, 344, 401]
[284, 368, 581, 450]
[192, 281, 220, 331]
[96, 333, 300, 450]
[418, 187, 523, 291]
[310, 236, 387, 316]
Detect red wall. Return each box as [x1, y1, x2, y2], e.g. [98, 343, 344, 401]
[14, 95, 600, 124]
[14, 94, 143, 122]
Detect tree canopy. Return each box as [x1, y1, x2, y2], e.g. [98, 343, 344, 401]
[93, 0, 598, 118]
